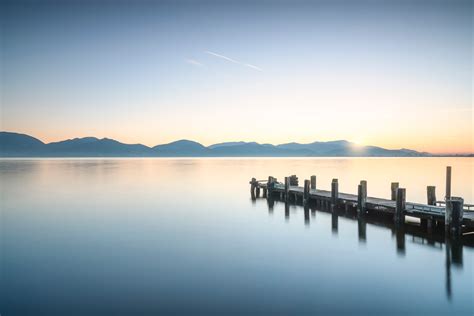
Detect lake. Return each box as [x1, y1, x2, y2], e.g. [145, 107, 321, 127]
[1, 158, 473, 315]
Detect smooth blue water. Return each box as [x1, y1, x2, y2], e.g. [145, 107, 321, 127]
[1, 158, 473, 315]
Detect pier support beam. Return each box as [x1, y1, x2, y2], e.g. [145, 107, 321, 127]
[360, 180, 367, 200]
[446, 166, 451, 199]
[445, 197, 463, 238]
[427, 186, 436, 205]
[303, 179, 310, 205]
[267, 176, 274, 195]
[395, 188, 406, 225]
[250, 177, 257, 199]
[358, 180, 367, 213]
[391, 182, 399, 201]
[331, 179, 339, 206]
[290, 175, 298, 186]
[421, 186, 436, 228]
[311, 175, 316, 190]
[284, 177, 290, 201]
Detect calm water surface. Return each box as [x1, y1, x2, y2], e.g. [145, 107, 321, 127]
[1, 158, 473, 315]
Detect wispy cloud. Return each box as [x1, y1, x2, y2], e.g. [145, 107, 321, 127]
[185, 58, 204, 67]
[205, 51, 262, 71]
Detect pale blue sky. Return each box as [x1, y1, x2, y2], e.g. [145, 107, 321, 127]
[1, 0, 472, 153]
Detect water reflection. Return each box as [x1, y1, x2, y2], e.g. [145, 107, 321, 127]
[259, 195, 471, 301]
[357, 215, 367, 242]
[304, 206, 310, 226]
[2, 158, 472, 315]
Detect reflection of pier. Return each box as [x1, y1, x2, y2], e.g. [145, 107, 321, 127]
[253, 192, 470, 301]
[266, 195, 468, 299]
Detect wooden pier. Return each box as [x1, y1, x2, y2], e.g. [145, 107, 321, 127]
[250, 166, 474, 237]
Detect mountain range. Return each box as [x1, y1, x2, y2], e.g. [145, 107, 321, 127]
[0, 131, 436, 157]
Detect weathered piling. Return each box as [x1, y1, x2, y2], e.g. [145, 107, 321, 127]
[284, 177, 290, 201]
[357, 180, 367, 213]
[290, 175, 299, 186]
[391, 182, 399, 201]
[267, 176, 274, 195]
[419, 186, 436, 229]
[427, 186, 436, 205]
[262, 187, 267, 198]
[445, 197, 463, 237]
[311, 175, 316, 190]
[360, 180, 367, 201]
[303, 179, 310, 205]
[331, 179, 339, 205]
[446, 166, 452, 199]
[395, 188, 406, 224]
[357, 185, 365, 213]
[250, 177, 257, 197]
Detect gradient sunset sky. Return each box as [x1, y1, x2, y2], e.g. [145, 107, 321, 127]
[1, 0, 472, 154]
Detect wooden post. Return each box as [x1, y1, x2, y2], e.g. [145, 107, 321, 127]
[250, 177, 256, 197]
[290, 175, 298, 186]
[445, 197, 463, 237]
[391, 182, 399, 201]
[357, 184, 366, 213]
[446, 166, 451, 200]
[267, 176, 273, 195]
[331, 179, 339, 206]
[427, 186, 436, 205]
[358, 180, 367, 213]
[256, 185, 260, 197]
[303, 179, 310, 205]
[284, 176, 290, 201]
[360, 180, 367, 199]
[267, 195, 274, 212]
[262, 187, 267, 198]
[310, 175, 316, 190]
[395, 188, 406, 224]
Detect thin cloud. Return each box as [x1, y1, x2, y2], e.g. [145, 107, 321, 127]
[205, 51, 262, 71]
[185, 58, 204, 67]
[243, 63, 263, 71]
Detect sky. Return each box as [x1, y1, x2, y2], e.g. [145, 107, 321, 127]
[1, 0, 472, 154]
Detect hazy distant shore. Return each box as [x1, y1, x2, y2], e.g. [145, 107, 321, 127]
[1, 131, 472, 158]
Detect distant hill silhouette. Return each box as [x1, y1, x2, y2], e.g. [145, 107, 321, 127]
[0, 131, 439, 157]
[153, 140, 209, 156]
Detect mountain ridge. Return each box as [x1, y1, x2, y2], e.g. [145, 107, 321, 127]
[0, 131, 460, 157]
